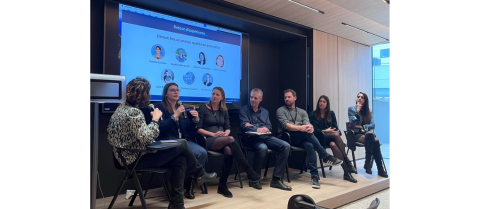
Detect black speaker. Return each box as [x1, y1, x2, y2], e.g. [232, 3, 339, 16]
[287, 194, 328, 209]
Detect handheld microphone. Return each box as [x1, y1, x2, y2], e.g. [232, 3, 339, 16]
[148, 104, 155, 111]
[177, 101, 187, 119]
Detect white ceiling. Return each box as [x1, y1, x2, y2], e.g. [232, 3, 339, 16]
[224, 0, 390, 46]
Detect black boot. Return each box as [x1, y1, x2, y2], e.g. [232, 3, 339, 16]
[343, 172, 357, 183]
[217, 155, 234, 198]
[373, 141, 388, 178]
[364, 133, 375, 174]
[340, 157, 357, 183]
[344, 157, 357, 173]
[227, 142, 262, 182]
[184, 178, 195, 199]
[217, 184, 233, 198]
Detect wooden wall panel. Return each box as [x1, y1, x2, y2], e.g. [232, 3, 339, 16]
[313, 32, 372, 159]
[313, 30, 338, 115]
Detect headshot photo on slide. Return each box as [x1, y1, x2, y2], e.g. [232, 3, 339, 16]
[203, 73, 213, 86]
[175, 48, 187, 63]
[216, 55, 224, 68]
[183, 71, 195, 85]
[151, 45, 165, 60]
[197, 52, 206, 65]
[163, 69, 174, 83]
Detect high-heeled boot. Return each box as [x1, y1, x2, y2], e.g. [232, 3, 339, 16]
[227, 142, 262, 182]
[341, 158, 357, 183]
[217, 155, 233, 198]
[364, 133, 375, 174]
[184, 177, 195, 199]
[373, 141, 388, 178]
[344, 157, 357, 173]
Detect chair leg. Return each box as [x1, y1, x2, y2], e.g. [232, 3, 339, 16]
[129, 173, 146, 206]
[143, 173, 155, 198]
[108, 174, 129, 209]
[300, 155, 306, 174]
[285, 162, 291, 183]
[132, 171, 148, 209]
[236, 163, 243, 188]
[352, 151, 357, 174]
[159, 173, 171, 201]
[263, 153, 270, 178]
[319, 159, 326, 178]
[329, 166, 332, 170]
[203, 183, 208, 194]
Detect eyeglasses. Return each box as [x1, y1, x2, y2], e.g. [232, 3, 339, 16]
[169, 89, 180, 93]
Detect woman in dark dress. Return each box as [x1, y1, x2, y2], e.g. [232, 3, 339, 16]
[197, 87, 262, 198]
[309, 95, 357, 183]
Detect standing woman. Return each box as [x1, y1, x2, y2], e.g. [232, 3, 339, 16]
[197, 87, 262, 198]
[309, 95, 357, 183]
[347, 92, 388, 178]
[155, 83, 208, 199]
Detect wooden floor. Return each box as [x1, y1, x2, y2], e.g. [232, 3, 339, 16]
[96, 158, 389, 209]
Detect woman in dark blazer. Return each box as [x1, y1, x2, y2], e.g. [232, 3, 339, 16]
[154, 82, 208, 199]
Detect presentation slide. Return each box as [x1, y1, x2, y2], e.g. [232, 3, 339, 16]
[119, 4, 242, 103]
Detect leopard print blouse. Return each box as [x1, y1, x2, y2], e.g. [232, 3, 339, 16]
[107, 103, 160, 166]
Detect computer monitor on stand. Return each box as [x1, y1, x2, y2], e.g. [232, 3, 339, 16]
[90, 74, 126, 209]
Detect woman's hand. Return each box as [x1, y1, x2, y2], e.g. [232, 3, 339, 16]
[213, 131, 226, 137]
[151, 108, 163, 121]
[189, 106, 199, 121]
[356, 101, 362, 113]
[173, 105, 185, 118]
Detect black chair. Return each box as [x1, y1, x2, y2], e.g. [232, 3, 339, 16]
[108, 148, 171, 209]
[280, 132, 326, 178]
[236, 133, 292, 182]
[195, 134, 244, 188]
[344, 122, 382, 174]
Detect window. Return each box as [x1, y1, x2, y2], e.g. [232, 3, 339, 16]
[372, 43, 390, 146]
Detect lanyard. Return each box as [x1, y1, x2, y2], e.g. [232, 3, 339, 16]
[285, 106, 297, 123]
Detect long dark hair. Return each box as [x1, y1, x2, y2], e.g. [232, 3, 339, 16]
[208, 87, 227, 111]
[125, 77, 151, 107]
[357, 92, 372, 124]
[162, 82, 179, 114]
[314, 95, 332, 122]
[199, 52, 206, 64]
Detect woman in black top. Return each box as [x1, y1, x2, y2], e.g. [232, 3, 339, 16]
[309, 95, 357, 183]
[197, 87, 262, 198]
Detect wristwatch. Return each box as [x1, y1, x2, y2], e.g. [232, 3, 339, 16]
[152, 120, 159, 125]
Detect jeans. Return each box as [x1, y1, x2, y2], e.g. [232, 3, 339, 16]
[245, 135, 290, 179]
[187, 141, 207, 166]
[288, 131, 328, 178]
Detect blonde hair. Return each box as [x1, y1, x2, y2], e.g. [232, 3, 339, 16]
[208, 87, 228, 111]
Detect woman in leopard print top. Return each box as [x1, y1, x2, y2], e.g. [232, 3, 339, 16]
[106, 77, 216, 209]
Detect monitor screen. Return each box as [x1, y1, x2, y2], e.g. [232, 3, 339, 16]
[114, 3, 242, 104]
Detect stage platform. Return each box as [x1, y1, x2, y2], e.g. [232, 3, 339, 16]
[97, 158, 389, 209]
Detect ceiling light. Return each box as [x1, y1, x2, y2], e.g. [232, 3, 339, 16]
[342, 22, 389, 41]
[382, 0, 390, 4]
[287, 0, 325, 14]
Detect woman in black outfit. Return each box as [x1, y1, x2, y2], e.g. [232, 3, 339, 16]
[197, 87, 262, 198]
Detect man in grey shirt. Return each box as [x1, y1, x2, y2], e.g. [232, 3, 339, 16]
[276, 89, 343, 189]
[240, 88, 291, 191]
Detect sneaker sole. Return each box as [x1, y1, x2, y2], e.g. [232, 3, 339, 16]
[311, 184, 321, 189]
[323, 160, 343, 167]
